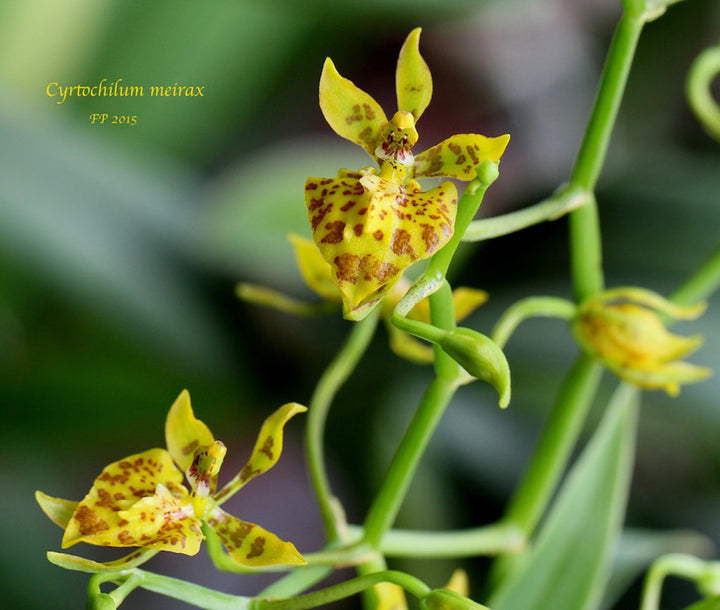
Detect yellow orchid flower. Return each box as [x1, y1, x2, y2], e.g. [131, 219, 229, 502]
[305, 28, 509, 320]
[572, 287, 712, 395]
[37, 391, 307, 568]
[289, 233, 487, 364]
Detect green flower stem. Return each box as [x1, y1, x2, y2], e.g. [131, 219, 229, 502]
[94, 569, 251, 610]
[686, 44, 720, 141]
[488, 354, 603, 587]
[569, 13, 644, 300]
[670, 243, 720, 306]
[640, 553, 717, 610]
[361, 371, 461, 549]
[463, 184, 591, 242]
[346, 522, 525, 558]
[491, 296, 577, 349]
[306, 309, 380, 543]
[252, 571, 431, 610]
[365, 283, 463, 549]
[258, 566, 333, 599]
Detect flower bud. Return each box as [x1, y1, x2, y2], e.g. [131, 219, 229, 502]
[438, 328, 511, 407]
[572, 287, 711, 395]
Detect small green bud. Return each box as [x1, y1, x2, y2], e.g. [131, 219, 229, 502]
[438, 328, 511, 407]
[421, 589, 489, 610]
[86, 593, 117, 610]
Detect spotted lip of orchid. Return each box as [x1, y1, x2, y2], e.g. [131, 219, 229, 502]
[572, 287, 712, 396]
[37, 390, 307, 568]
[305, 27, 510, 321]
[290, 233, 487, 364]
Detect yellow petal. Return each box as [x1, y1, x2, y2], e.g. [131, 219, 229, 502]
[47, 548, 158, 573]
[372, 582, 408, 610]
[444, 569, 469, 596]
[111, 484, 204, 555]
[62, 448, 186, 549]
[289, 233, 340, 302]
[207, 507, 306, 567]
[396, 27, 432, 121]
[165, 390, 215, 473]
[215, 403, 307, 503]
[613, 360, 712, 397]
[414, 134, 510, 181]
[36, 491, 78, 529]
[306, 171, 457, 319]
[319, 57, 388, 158]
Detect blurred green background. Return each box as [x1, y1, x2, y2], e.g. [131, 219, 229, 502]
[1, 0, 719, 608]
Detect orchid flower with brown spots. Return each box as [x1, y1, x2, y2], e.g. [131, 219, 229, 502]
[36, 391, 306, 569]
[305, 28, 509, 321]
[290, 233, 488, 364]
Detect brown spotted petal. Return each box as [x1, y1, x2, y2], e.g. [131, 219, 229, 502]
[305, 170, 457, 320]
[62, 448, 188, 550]
[206, 506, 305, 567]
[414, 133, 510, 181]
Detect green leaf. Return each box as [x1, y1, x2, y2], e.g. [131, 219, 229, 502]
[684, 596, 720, 610]
[489, 384, 639, 610]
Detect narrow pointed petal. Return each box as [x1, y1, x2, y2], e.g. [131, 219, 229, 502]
[407, 287, 488, 324]
[414, 134, 510, 181]
[614, 361, 712, 396]
[47, 548, 158, 573]
[216, 403, 307, 504]
[319, 58, 388, 158]
[36, 491, 78, 529]
[289, 233, 341, 302]
[62, 448, 185, 548]
[165, 390, 215, 473]
[207, 507, 306, 567]
[396, 27, 432, 121]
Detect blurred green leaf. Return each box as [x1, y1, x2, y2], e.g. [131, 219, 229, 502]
[489, 384, 639, 610]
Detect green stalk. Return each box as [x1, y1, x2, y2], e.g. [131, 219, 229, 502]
[669, 243, 720, 305]
[488, 354, 603, 587]
[363, 282, 462, 549]
[568, 13, 644, 300]
[306, 310, 380, 543]
[252, 571, 431, 610]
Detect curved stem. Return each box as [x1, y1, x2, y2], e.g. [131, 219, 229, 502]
[640, 553, 709, 610]
[686, 44, 720, 141]
[348, 522, 525, 558]
[670, 243, 720, 306]
[463, 184, 591, 242]
[306, 310, 380, 543]
[252, 571, 431, 610]
[491, 296, 576, 349]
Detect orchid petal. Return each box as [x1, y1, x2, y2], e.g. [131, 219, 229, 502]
[396, 27, 432, 121]
[165, 390, 215, 473]
[207, 506, 305, 567]
[47, 548, 158, 573]
[414, 134, 510, 181]
[62, 448, 185, 549]
[306, 171, 457, 320]
[289, 233, 341, 302]
[319, 58, 388, 159]
[36, 491, 78, 529]
[215, 403, 307, 504]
